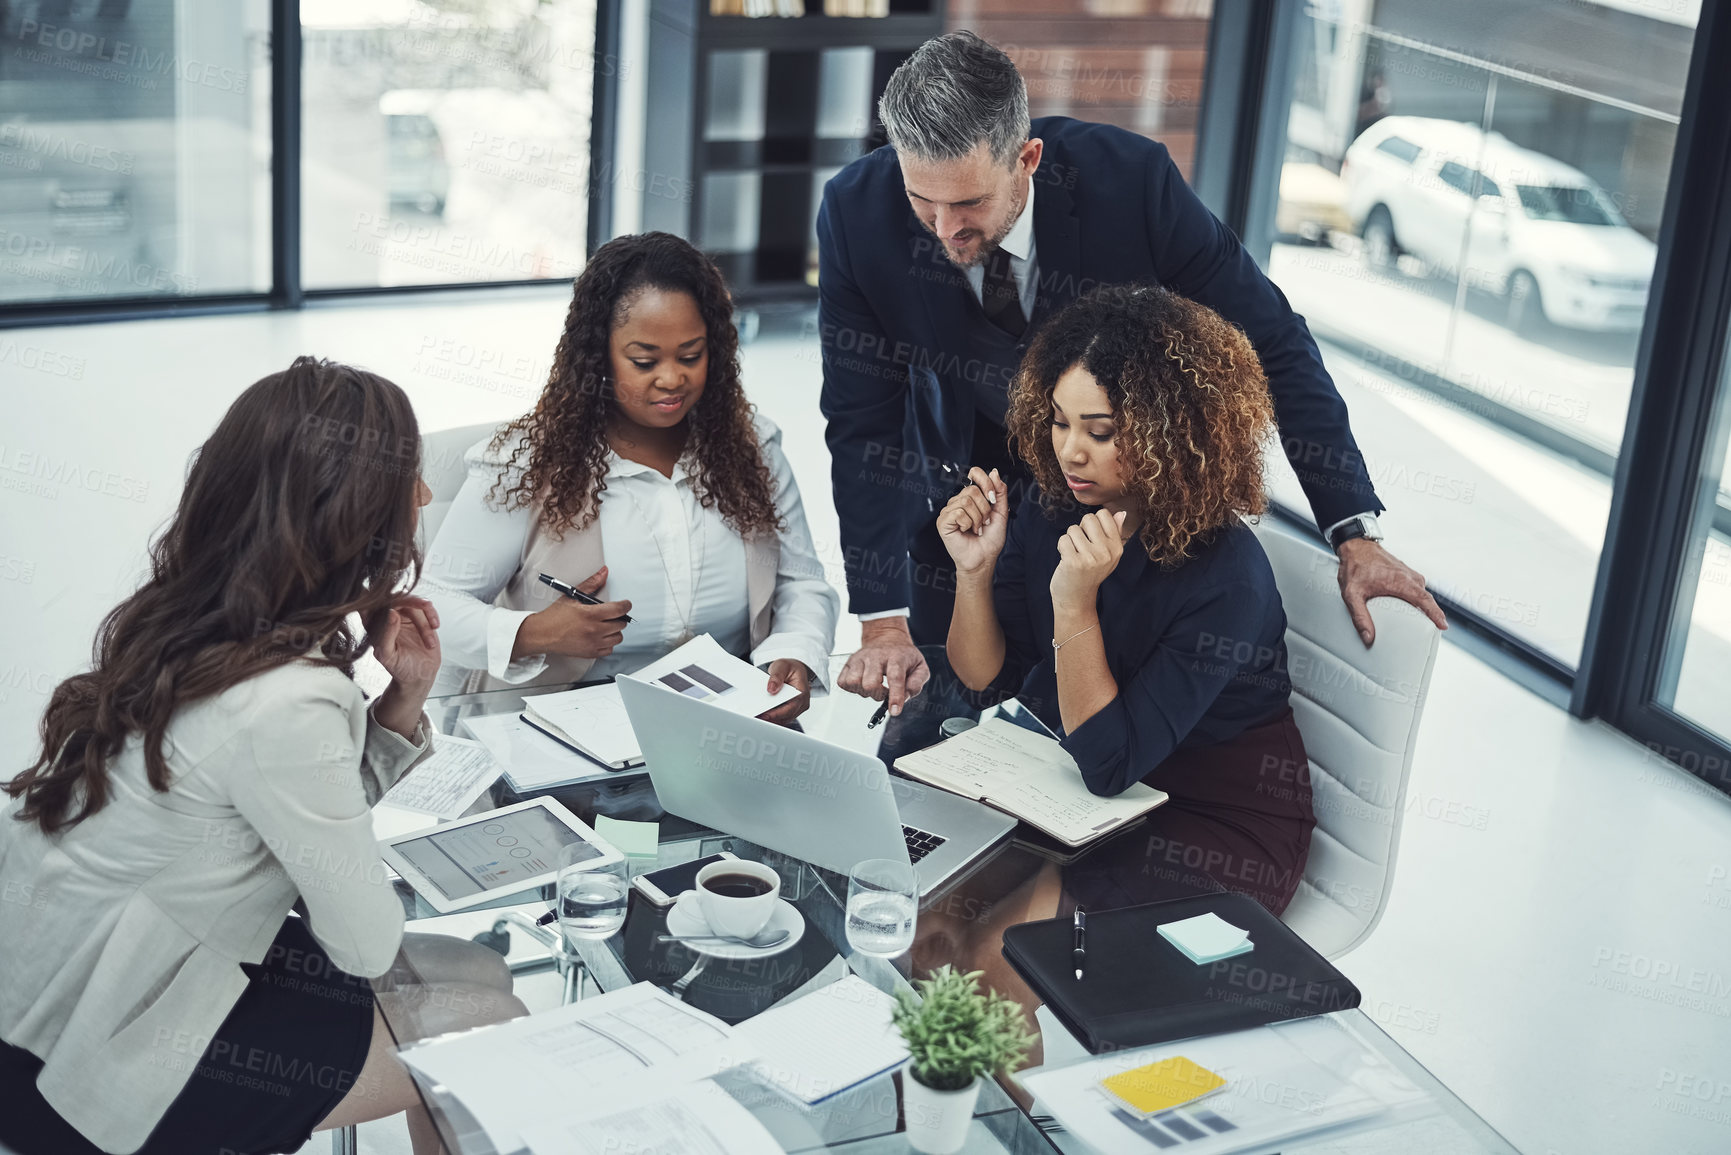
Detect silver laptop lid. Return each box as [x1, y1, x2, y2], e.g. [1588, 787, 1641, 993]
[615, 675, 912, 876]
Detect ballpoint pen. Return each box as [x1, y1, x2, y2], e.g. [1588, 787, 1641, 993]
[538, 571, 634, 624]
[866, 700, 891, 729]
[1073, 908, 1087, 980]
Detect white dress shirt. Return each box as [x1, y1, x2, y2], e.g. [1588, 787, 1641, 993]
[861, 177, 1038, 625]
[424, 413, 838, 687]
[963, 175, 1039, 317]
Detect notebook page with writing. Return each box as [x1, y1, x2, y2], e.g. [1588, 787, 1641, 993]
[895, 719, 1166, 847]
[891, 717, 1048, 797]
[523, 683, 642, 767]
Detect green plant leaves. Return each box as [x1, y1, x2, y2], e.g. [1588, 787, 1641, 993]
[890, 965, 1036, 1092]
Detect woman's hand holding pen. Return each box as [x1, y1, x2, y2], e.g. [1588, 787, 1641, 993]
[936, 466, 1010, 576]
[513, 566, 634, 661]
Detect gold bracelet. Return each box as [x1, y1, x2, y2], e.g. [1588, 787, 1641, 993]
[1052, 623, 1098, 652]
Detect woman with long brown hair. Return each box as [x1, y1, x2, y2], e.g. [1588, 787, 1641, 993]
[1, 358, 523, 1155]
[424, 232, 837, 722]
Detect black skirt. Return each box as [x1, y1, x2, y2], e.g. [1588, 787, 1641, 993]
[1061, 707, 1317, 917]
[0, 915, 378, 1155]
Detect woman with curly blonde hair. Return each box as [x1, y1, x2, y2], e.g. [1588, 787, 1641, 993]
[935, 282, 1314, 916]
[424, 233, 837, 723]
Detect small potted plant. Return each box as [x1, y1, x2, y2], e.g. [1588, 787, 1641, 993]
[891, 965, 1036, 1154]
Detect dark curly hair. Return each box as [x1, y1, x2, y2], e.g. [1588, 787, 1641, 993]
[1004, 283, 1274, 563]
[487, 232, 781, 538]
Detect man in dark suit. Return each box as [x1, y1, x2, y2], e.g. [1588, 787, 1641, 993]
[821, 31, 1446, 715]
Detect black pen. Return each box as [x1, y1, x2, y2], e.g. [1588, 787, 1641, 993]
[1073, 908, 1087, 980]
[866, 700, 891, 729]
[538, 572, 633, 623]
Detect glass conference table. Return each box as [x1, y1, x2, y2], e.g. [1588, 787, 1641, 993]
[372, 682, 1520, 1155]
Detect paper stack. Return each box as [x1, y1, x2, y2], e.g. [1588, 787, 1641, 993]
[1156, 912, 1254, 965]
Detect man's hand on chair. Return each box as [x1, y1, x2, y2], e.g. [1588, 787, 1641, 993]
[838, 617, 930, 717]
[1336, 539, 1447, 647]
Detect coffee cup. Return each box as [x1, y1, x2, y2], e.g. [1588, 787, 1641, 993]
[695, 859, 781, 939]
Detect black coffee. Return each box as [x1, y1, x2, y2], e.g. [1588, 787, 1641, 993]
[703, 872, 773, 899]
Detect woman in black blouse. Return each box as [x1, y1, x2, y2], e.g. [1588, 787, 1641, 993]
[932, 283, 1315, 928]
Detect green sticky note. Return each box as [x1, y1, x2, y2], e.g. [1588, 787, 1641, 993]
[594, 815, 659, 861]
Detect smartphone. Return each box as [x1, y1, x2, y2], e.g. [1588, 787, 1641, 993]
[630, 852, 739, 907]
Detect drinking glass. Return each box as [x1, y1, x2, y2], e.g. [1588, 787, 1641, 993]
[555, 846, 628, 1002]
[845, 858, 918, 958]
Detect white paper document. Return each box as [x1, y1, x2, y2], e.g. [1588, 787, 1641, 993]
[620, 634, 801, 720]
[380, 735, 503, 819]
[520, 1079, 783, 1155]
[460, 711, 633, 792]
[522, 683, 643, 768]
[399, 982, 760, 1153]
[892, 718, 1167, 847]
[738, 974, 909, 1104]
[1019, 1016, 1433, 1154]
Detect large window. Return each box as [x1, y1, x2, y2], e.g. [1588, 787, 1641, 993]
[0, 1, 272, 304]
[1258, 0, 1697, 669]
[1660, 346, 1731, 745]
[300, 0, 596, 289]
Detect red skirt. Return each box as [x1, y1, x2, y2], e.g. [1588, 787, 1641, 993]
[1061, 707, 1316, 916]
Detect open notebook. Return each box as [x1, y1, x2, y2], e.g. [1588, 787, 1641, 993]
[892, 717, 1167, 848]
[521, 683, 644, 770]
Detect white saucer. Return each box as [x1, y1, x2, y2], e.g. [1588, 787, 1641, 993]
[666, 890, 805, 959]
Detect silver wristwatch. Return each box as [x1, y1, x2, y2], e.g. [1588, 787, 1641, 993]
[1328, 513, 1384, 551]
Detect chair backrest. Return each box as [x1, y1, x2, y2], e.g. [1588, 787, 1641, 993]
[1249, 518, 1441, 959]
[417, 423, 498, 552]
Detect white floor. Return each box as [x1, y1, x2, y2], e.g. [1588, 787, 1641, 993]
[5, 291, 1731, 1155]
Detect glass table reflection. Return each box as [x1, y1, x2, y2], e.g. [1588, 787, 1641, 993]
[367, 681, 1518, 1155]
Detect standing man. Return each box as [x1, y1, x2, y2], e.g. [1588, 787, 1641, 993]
[821, 31, 1446, 715]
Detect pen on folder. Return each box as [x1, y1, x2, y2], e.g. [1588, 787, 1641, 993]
[1073, 908, 1087, 980]
[538, 572, 633, 623]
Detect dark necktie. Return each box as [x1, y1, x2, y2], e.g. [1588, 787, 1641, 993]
[981, 245, 1027, 341]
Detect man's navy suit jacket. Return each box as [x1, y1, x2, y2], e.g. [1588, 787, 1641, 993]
[816, 115, 1381, 615]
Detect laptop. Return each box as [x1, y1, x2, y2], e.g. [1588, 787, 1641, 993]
[615, 675, 1017, 899]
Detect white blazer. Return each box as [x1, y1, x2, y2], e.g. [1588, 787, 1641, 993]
[0, 658, 431, 1154]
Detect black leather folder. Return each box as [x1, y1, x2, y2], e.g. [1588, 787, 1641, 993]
[1001, 893, 1361, 1053]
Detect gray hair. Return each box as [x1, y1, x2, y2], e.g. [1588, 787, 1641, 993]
[879, 31, 1030, 167]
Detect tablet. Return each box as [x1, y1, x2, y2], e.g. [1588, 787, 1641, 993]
[379, 798, 623, 914]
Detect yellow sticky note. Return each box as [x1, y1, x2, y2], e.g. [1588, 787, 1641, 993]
[1098, 1056, 1226, 1116]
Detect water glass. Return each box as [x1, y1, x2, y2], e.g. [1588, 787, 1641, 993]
[845, 858, 918, 958]
[557, 847, 629, 947]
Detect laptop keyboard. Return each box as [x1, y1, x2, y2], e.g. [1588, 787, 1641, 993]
[902, 825, 948, 865]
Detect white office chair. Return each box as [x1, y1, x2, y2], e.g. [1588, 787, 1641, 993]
[1248, 518, 1441, 960]
[418, 422, 498, 551]
[1029, 521, 1442, 1075]
[349, 423, 499, 702]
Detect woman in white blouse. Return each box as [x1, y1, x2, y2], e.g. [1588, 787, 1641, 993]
[425, 232, 838, 723]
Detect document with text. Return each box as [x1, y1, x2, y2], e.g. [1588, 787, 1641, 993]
[892, 718, 1167, 847]
[399, 983, 760, 1153]
[520, 1080, 783, 1155]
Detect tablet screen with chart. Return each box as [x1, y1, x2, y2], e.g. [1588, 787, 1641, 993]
[394, 807, 602, 900]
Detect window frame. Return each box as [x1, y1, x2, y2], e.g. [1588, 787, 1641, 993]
[0, 0, 622, 329]
[1207, 0, 1731, 793]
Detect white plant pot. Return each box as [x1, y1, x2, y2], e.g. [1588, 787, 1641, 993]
[902, 1072, 981, 1155]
